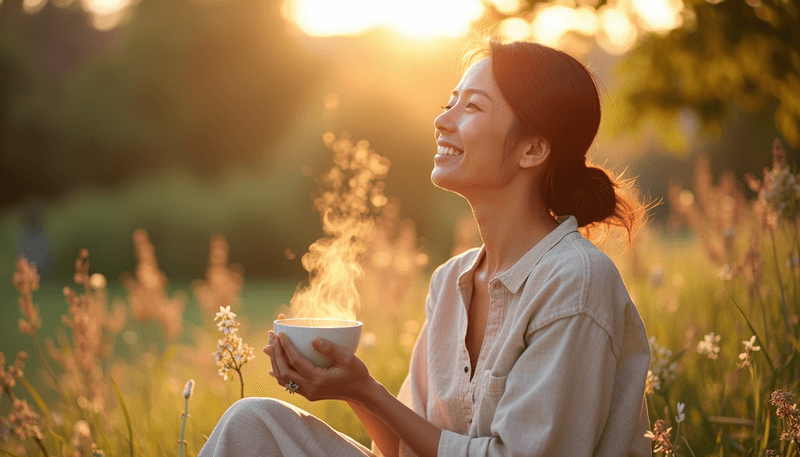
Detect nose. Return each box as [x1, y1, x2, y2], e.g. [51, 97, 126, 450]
[434, 109, 455, 137]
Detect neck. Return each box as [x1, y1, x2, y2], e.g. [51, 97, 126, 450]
[465, 183, 558, 278]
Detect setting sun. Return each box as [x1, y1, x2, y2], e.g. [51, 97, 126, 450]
[282, 0, 484, 38]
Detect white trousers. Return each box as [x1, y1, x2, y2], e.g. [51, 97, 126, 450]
[197, 398, 376, 457]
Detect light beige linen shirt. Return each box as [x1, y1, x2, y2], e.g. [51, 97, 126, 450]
[376, 216, 651, 457]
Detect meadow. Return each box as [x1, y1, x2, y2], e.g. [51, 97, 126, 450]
[2, 137, 800, 457]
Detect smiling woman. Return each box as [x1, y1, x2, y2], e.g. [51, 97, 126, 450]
[282, 0, 484, 37]
[198, 37, 651, 457]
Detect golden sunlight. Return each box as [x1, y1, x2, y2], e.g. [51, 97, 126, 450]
[283, 0, 484, 38]
[81, 0, 131, 30]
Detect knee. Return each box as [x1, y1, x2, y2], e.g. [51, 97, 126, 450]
[226, 397, 292, 422]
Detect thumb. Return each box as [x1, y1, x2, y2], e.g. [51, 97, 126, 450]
[313, 338, 352, 364]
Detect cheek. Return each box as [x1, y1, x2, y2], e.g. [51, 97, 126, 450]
[461, 117, 510, 155]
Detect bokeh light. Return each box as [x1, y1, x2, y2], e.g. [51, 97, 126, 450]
[631, 0, 684, 34]
[283, 0, 484, 38]
[81, 0, 132, 30]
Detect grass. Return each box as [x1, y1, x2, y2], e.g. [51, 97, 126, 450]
[3, 138, 800, 456]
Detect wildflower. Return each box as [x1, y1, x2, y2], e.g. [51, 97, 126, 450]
[70, 420, 94, 457]
[644, 370, 661, 395]
[644, 419, 675, 455]
[121, 229, 186, 340]
[737, 335, 761, 370]
[191, 235, 244, 315]
[770, 390, 800, 444]
[765, 450, 779, 457]
[212, 306, 254, 398]
[13, 256, 42, 335]
[675, 402, 685, 423]
[745, 138, 800, 221]
[697, 332, 721, 360]
[0, 352, 28, 390]
[49, 250, 127, 412]
[649, 336, 678, 391]
[6, 398, 42, 441]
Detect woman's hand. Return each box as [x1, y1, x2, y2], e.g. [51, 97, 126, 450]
[263, 314, 374, 404]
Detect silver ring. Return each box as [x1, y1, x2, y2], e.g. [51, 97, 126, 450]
[285, 380, 300, 394]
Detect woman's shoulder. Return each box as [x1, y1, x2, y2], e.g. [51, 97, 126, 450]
[538, 232, 623, 286]
[527, 233, 637, 355]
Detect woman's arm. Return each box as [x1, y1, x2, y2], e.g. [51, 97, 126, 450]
[355, 379, 442, 457]
[346, 400, 400, 457]
[270, 334, 442, 457]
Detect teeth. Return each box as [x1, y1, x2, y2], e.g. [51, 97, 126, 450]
[437, 145, 463, 156]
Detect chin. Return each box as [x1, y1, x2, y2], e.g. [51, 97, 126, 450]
[430, 168, 462, 194]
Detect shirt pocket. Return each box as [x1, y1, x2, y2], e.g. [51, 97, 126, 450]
[474, 370, 508, 435]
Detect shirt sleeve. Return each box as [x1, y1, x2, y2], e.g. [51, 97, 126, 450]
[438, 313, 618, 457]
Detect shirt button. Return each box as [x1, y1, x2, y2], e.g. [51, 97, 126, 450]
[493, 282, 502, 289]
[464, 366, 469, 373]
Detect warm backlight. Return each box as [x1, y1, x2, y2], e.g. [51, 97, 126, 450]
[283, 0, 485, 38]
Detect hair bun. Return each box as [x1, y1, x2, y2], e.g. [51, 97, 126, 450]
[560, 165, 617, 227]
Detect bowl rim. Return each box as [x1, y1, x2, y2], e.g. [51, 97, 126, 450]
[273, 317, 363, 328]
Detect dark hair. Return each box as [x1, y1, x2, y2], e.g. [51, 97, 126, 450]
[464, 38, 645, 244]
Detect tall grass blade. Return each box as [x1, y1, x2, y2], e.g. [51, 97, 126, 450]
[759, 410, 770, 455]
[111, 378, 135, 457]
[730, 296, 776, 376]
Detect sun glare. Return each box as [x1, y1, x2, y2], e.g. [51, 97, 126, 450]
[284, 0, 484, 38]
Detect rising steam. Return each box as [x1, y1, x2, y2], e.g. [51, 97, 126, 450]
[289, 133, 390, 321]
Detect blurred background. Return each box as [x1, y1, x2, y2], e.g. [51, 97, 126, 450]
[2, 1, 800, 454]
[0, 0, 798, 287]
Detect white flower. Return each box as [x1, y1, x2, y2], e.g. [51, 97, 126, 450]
[211, 306, 255, 380]
[743, 335, 761, 352]
[645, 370, 661, 396]
[675, 402, 685, 423]
[649, 336, 678, 391]
[697, 332, 721, 360]
[737, 335, 761, 370]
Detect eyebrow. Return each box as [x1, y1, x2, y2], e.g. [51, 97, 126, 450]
[451, 88, 493, 101]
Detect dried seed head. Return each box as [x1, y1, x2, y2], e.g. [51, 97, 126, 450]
[183, 379, 195, 399]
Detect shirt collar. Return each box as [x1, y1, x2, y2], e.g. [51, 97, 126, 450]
[456, 215, 579, 294]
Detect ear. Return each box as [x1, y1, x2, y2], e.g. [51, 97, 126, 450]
[518, 136, 550, 169]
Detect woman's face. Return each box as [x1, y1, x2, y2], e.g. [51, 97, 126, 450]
[431, 57, 521, 195]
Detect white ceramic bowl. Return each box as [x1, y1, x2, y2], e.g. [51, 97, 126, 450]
[273, 318, 362, 368]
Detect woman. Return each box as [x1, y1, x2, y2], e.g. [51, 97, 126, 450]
[198, 39, 652, 457]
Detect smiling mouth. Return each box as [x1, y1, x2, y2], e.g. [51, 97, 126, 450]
[436, 145, 463, 156]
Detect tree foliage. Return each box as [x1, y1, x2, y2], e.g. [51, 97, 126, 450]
[615, 0, 800, 149]
[486, 0, 799, 151]
[0, 0, 321, 208]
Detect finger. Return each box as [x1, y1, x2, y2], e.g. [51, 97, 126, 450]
[312, 337, 353, 366]
[274, 337, 297, 381]
[269, 334, 285, 384]
[278, 313, 286, 320]
[277, 333, 318, 379]
[274, 337, 308, 389]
